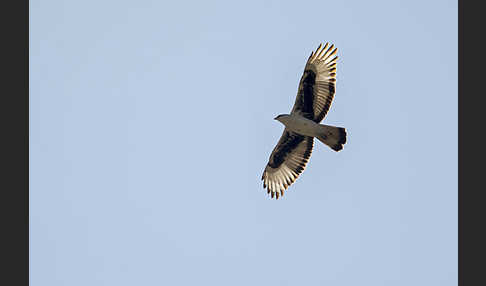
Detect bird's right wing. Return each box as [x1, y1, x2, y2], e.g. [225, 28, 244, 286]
[262, 129, 314, 199]
[291, 43, 338, 123]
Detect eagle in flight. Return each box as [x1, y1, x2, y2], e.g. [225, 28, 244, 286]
[262, 43, 347, 199]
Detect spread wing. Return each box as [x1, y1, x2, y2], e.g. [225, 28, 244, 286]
[261, 130, 314, 199]
[291, 43, 338, 123]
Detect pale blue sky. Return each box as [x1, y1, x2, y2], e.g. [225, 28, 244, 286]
[30, 0, 457, 285]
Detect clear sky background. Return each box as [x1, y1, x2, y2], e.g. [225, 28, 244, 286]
[30, 0, 457, 285]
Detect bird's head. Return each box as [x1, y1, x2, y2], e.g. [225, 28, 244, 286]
[274, 114, 290, 123]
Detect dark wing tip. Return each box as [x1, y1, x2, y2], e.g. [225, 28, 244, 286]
[269, 189, 285, 200]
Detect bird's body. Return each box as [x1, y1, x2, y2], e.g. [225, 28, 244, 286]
[262, 43, 347, 199]
[275, 114, 322, 137]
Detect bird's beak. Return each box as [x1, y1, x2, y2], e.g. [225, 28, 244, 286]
[274, 116, 278, 120]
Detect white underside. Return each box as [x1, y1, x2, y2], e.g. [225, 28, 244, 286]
[279, 114, 320, 137]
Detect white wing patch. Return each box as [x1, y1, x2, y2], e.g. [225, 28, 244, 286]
[262, 134, 314, 199]
[305, 43, 338, 122]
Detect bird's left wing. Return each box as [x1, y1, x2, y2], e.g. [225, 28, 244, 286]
[261, 129, 314, 199]
[291, 43, 338, 123]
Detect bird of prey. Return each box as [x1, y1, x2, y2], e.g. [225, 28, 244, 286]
[261, 43, 347, 199]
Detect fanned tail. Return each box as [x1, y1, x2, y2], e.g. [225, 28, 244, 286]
[315, 124, 346, 151]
